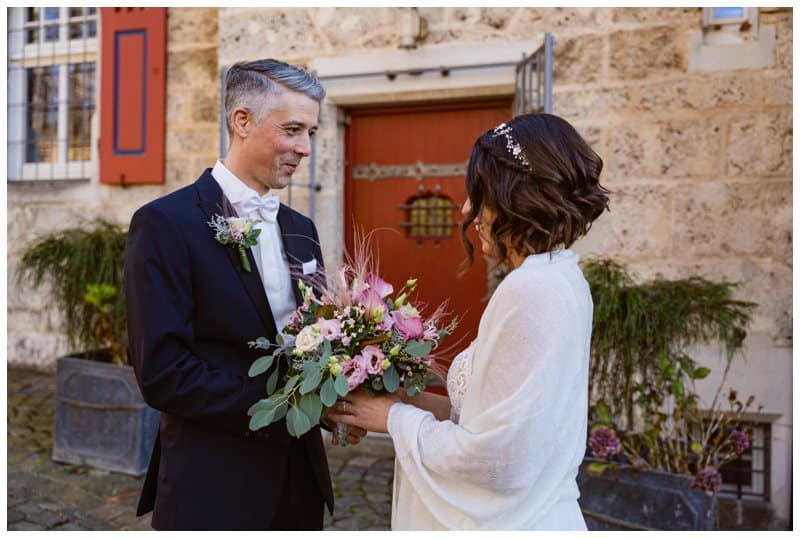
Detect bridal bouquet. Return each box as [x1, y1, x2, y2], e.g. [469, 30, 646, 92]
[247, 250, 455, 442]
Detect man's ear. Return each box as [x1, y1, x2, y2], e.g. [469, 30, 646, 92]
[231, 107, 250, 139]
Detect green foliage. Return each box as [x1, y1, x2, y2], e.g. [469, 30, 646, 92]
[583, 258, 758, 475]
[17, 220, 127, 362]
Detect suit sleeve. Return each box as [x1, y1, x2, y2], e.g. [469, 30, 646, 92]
[124, 204, 267, 436]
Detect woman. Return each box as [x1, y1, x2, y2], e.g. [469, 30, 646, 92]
[327, 113, 610, 530]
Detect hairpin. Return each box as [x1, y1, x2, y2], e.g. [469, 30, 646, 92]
[492, 122, 531, 169]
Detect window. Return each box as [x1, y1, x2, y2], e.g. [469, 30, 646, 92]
[717, 422, 771, 501]
[7, 7, 99, 181]
[397, 188, 460, 246]
[701, 7, 759, 41]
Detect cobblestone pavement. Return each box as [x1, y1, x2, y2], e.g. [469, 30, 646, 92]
[7, 366, 394, 531]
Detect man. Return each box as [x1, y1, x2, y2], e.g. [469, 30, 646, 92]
[125, 59, 363, 530]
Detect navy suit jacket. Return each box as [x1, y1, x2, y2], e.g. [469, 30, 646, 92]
[124, 170, 333, 530]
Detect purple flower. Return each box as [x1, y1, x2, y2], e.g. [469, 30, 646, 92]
[729, 429, 750, 454]
[695, 465, 722, 495]
[588, 426, 622, 459]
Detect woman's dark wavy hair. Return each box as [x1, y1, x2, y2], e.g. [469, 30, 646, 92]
[461, 113, 610, 271]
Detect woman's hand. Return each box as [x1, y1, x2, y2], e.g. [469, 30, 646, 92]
[325, 390, 402, 434]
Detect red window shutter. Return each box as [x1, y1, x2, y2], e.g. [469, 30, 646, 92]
[99, 7, 166, 185]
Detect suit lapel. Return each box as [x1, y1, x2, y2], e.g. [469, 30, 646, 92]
[195, 171, 278, 336]
[276, 205, 306, 308]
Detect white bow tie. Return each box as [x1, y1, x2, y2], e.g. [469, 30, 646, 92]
[239, 193, 280, 223]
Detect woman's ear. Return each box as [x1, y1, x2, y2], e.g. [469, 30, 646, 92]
[231, 107, 250, 139]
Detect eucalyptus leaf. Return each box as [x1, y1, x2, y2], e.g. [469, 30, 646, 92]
[249, 408, 276, 431]
[404, 340, 433, 358]
[285, 407, 297, 437]
[322, 339, 332, 360]
[299, 393, 323, 427]
[248, 354, 275, 377]
[275, 333, 285, 347]
[320, 377, 337, 407]
[273, 401, 288, 421]
[288, 406, 312, 437]
[300, 366, 323, 395]
[266, 369, 279, 395]
[334, 373, 349, 397]
[692, 367, 711, 380]
[284, 375, 300, 393]
[382, 365, 400, 393]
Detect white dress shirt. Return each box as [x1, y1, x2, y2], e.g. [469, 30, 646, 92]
[211, 160, 296, 333]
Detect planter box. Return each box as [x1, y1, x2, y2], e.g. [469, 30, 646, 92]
[577, 458, 716, 530]
[52, 354, 159, 476]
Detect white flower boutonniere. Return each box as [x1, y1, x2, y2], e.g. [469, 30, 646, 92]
[208, 214, 261, 272]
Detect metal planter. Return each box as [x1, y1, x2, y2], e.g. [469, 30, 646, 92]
[578, 458, 716, 530]
[52, 354, 158, 476]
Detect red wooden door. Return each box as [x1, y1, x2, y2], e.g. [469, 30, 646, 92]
[344, 100, 512, 378]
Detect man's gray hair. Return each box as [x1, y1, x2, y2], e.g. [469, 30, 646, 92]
[224, 58, 325, 137]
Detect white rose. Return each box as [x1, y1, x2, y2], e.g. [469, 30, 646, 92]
[295, 325, 323, 353]
[228, 217, 249, 234]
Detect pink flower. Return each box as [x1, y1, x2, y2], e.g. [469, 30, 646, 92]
[316, 318, 341, 341]
[366, 274, 393, 298]
[359, 345, 385, 375]
[360, 288, 388, 322]
[392, 304, 424, 340]
[341, 356, 369, 390]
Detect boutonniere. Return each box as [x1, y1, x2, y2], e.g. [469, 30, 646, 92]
[208, 214, 261, 272]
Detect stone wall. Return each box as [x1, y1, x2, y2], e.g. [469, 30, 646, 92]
[7, 8, 220, 370]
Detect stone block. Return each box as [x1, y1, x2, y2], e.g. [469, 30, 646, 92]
[166, 129, 217, 157]
[219, 9, 326, 63]
[606, 123, 656, 180]
[581, 183, 673, 259]
[554, 34, 604, 84]
[8, 331, 65, 369]
[655, 116, 723, 177]
[314, 7, 395, 50]
[166, 90, 187, 126]
[612, 7, 699, 25]
[701, 73, 763, 108]
[761, 11, 792, 71]
[166, 48, 218, 90]
[672, 180, 791, 258]
[765, 73, 792, 105]
[520, 7, 604, 30]
[610, 26, 686, 80]
[554, 87, 631, 119]
[637, 79, 705, 111]
[727, 110, 792, 177]
[167, 8, 218, 49]
[191, 88, 219, 124]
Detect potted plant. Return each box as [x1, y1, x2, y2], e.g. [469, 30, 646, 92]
[16, 220, 158, 476]
[577, 258, 758, 530]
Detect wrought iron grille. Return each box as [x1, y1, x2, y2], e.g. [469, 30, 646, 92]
[397, 187, 460, 245]
[514, 33, 554, 116]
[7, 7, 98, 182]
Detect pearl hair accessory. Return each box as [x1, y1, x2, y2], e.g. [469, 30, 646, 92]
[492, 122, 531, 169]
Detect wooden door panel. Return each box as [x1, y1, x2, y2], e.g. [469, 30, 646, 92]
[345, 100, 512, 373]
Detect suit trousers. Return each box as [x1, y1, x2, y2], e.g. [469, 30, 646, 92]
[270, 436, 326, 530]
